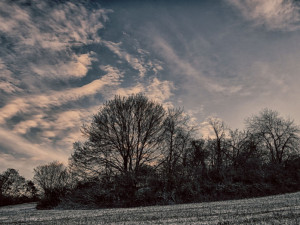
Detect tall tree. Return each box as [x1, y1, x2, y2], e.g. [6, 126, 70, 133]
[246, 109, 300, 164]
[161, 108, 193, 176]
[228, 129, 263, 168]
[71, 94, 166, 178]
[207, 118, 228, 171]
[189, 139, 209, 179]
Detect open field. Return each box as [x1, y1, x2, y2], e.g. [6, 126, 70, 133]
[0, 192, 299, 224]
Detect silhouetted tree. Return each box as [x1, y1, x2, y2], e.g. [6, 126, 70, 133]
[207, 118, 229, 178]
[228, 130, 264, 167]
[71, 94, 166, 179]
[40, 103, 300, 208]
[227, 130, 265, 183]
[246, 109, 300, 164]
[161, 108, 193, 180]
[152, 107, 195, 203]
[0, 168, 37, 206]
[189, 139, 209, 180]
[0, 169, 26, 199]
[24, 180, 38, 200]
[34, 161, 70, 208]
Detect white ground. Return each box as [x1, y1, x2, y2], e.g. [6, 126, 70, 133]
[0, 192, 299, 224]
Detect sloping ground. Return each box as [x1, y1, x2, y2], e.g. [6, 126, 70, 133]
[0, 192, 299, 224]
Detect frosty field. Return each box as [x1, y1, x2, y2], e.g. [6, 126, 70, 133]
[0, 192, 299, 225]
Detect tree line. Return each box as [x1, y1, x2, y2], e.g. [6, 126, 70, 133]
[2, 94, 300, 209]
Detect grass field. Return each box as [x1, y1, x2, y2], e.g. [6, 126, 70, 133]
[0, 192, 299, 224]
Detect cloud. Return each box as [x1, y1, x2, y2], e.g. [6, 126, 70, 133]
[227, 0, 300, 31]
[2, 105, 101, 179]
[1, 74, 175, 179]
[0, 59, 21, 93]
[0, 128, 69, 179]
[0, 0, 112, 94]
[0, 1, 110, 51]
[31, 52, 96, 79]
[114, 84, 145, 97]
[0, 81, 22, 94]
[12, 104, 100, 148]
[0, 99, 29, 124]
[103, 40, 161, 78]
[13, 115, 44, 135]
[13, 106, 98, 146]
[154, 37, 243, 96]
[0, 128, 64, 161]
[0, 1, 176, 178]
[247, 61, 290, 94]
[198, 117, 230, 139]
[145, 77, 174, 105]
[206, 82, 242, 94]
[0, 66, 123, 124]
[113, 77, 174, 106]
[0, 154, 34, 179]
[154, 37, 202, 80]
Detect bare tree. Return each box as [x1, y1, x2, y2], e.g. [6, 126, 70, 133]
[189, 139, 209, 179]
[34, 161, 70, 199]
[71, 94, 166, 178]
[227, 129, 266, 183]
[207, 118, 229, 171]
[161, 108, 193, 176]
[246, 109, 300, 164]
[228, 129, 264, 168]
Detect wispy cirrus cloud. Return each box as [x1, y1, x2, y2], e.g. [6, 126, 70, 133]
[0, 65, 123, 124]
[7, 0, 297, 179]
[0, 107, 99, 179]
[0, 127, 66, 162]
[0, 0, 111, 92]
[153, 37, 243, 96]
[0, 59, 21, 94]
[145, 77, 174, 106]
[103, 41, 146, 77]
[13, 106, 99, 147]
[0, 1, 110, 50]
[103, 40, 163, 78]
[0, 0, 173, 178]
[31, 52, 96, 79]
[114, 77, 174, 106]
[0, 127, 69, 178]
[227, 0, 300, 31]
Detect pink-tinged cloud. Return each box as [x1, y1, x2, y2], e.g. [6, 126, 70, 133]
[31, 52, 96, 79]
[103, 40, 151, 78]
[0, 66, 123, 124]
[0, 128, 69, 179]
[0, 1, 110, 50]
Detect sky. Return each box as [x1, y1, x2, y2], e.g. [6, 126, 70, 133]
[1, 0, 300, 179]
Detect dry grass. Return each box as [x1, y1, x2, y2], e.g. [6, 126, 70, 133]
[0, 192, 299, 224]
